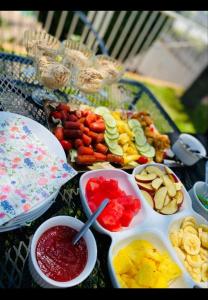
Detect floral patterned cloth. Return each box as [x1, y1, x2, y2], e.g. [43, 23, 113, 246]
[0, 117, 77, 226]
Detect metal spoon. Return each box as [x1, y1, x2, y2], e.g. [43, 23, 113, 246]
[72, 198, 109, 245]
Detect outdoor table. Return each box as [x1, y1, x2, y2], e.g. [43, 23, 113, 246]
[0, 52, 207, 288]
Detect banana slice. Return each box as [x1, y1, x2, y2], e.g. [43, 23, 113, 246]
[198, 228, 203, 240]
[186, 255, 202, 268]
[191, 272, 202, 283]
[170, 231, 179, 247]
[184, 260, 193, 273]
[201, 263, 208, 282]
[199, 224, 208, 233]
[178, 229, 184, 248]
[181, 217, 197, 228]
[199, 247, 208, 262]
[201, 232, 208, 249]
[183, 233, 201, 255]
[174, 246, 186, 261]
[191, 267, 201, 274]
[183, 226, 198, 236]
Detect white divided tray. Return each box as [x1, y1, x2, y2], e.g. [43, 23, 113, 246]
[79, 165, 208, 289]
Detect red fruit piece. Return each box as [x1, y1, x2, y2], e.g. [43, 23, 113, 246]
[95, 143, 108, 154]
[85, 113, 97, 127]
[137, 156, 148, 164]
[68, 114, 78, 122]
[78, 146, 94, 155]
[50, 111, 62, 120]
[56, 103, 70, 112]
[89, 122, 105, 133]
[64, 129, 82, 139]
[120, 210, 134, 227]
[82, 134, 92, 146]
[60, 140, 72, 151]
[76, 155, 96, 165]
[63, 121, 81, 129]
[94, 152, 107, 162]
[54, 126, 64, 141]
[74, 139, 83, 149]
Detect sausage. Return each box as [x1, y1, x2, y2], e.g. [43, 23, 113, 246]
[107, 154, 124, 165]
[63, 121, 81, 129]
[76, 155, 96, 165]
[78, 146, 94, 155]
[63, 129, 82, 139]
[95, 143, 108, 154]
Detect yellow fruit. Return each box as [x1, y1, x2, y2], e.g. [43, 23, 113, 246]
[117, 275, 128, 288]
[191, 272, 202, 283]
[183, 226, 198, 236]
[183, 233, 201, 255]
[201, 232, 208, 249]
[124, 154, 140, 165]
[201, 263, 208, 282]
[181, 217, 197, 228]
[174, 246, 186, 261]
[199, 247, 208, 262]
[186, 255, 202, 268]
[113, 250, 134, 274]
[118, 133, 130, 145]
[170, 231, 180, 247]
[199, 224, 208, 233]
[135, 258, 158, 288]
[154, 276, 169, 288]
[198, 228, 203, 240]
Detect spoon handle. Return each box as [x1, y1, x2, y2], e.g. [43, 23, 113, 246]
[72, 198, 109, 245]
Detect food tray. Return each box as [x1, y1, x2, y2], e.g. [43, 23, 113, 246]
[43, 99, 173, 173]
[79, 164, 208, 288]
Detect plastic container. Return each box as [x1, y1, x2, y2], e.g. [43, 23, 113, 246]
[29, 216, 97, 288]
[189, 181, 208, 221]
[172, 134, 206, 166]
[79, 166, 208, 288]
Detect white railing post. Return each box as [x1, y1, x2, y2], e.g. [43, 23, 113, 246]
[118, 11, 149, 61]
[105, 11, 128, 51]
[67, 13, 79, 39]
[44, 11, 54, 33]
[111, 11, 138, 58]
[55, 11, 68, 40]
[80, 11, 97, 44]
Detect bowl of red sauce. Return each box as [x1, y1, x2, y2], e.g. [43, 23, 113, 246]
[29, 216, 97, 288]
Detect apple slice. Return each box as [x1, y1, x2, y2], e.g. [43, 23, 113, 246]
[154, 186, 168, 210]
[174, 190, 184, 205]
[135, 173, 157, 182]
[175, 182, 183, 191]
[151, 177, 163, 190]
[160, 198, 179, 215]
[137, 182, 154, 193]
[164, 166, 173, 175]
[141, 190, 154, 208]
[163, 175, 176, 197]
[164, 194, 171, 206]
[168, 173, 179, 183]
[145, 166, 165, 177]
[140, 169, 148, 176]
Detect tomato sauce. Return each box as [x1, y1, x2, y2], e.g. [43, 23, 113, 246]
[36, 226, 88, 282]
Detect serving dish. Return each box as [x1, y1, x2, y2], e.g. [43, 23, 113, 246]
[79, 165, 208, 288]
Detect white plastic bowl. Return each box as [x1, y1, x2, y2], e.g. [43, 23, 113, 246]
[172, 134, 206, 166]
[79, 169, 147, 239]
[188, 181, 208, 221]
[29, 216, 97, 288]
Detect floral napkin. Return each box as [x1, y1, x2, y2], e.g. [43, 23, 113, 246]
[0, 116, 77, 226]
